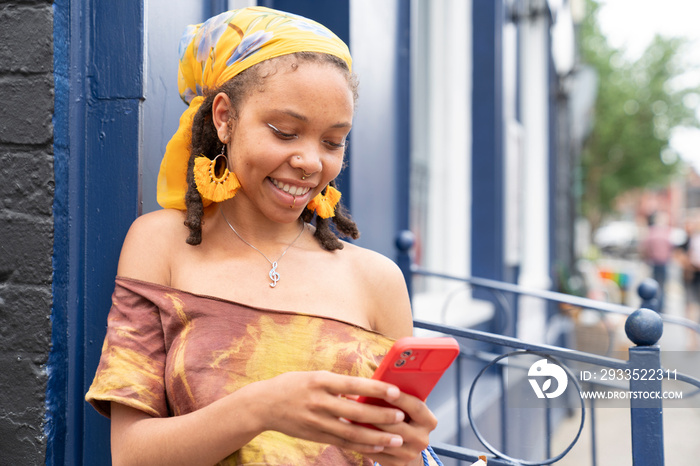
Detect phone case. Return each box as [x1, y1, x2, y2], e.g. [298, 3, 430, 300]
[357, 336, 460, 409]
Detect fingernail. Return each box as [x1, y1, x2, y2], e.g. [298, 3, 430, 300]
[395, 410, 405, 422]
[387, 386, 400, 398]
[373, 445, 385, 452]
[389, 436, 403, 447]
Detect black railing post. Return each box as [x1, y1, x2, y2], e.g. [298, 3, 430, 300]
[624, 308, 664, 466]
[590, 397, 597, 466]
[456, 355, 463, 449]
[395, 230, 415, 299]
[637, 278, 660, 313]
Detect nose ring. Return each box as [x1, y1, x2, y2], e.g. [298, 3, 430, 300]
[301, 170, 312, 180]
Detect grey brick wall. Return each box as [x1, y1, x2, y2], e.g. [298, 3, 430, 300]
[0, 1, 54, 464]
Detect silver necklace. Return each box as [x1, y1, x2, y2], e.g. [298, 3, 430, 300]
[220, 208, 305, 288]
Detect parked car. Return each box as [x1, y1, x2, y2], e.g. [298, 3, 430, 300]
[593, 220, 640, 257]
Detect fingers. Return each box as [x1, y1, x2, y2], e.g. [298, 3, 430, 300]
[365, 429, 428, 466]
[336, 396, 405, 425]
[324, 372, 435, 432]
[324, 373, 437, 462]
[304, 396, 406, 447]
[262, 371, 436, 462]
[319, 371, 402, 401]
[263, 372, 407, 451]
[301, 423, 399, 456]
[303, 372, 408, 426]
[286, 408, 405, 455]
[364, 392, 437, 466]
[377, 391, 438, 432]
[320, 415, 406, 451]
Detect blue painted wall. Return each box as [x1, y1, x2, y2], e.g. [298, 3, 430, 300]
[346, 0, 412, 260]
[471, 0, 505, 282]
[49, 0, 144, 464]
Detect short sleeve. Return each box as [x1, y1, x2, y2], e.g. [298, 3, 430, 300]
[85, 279, 168, 418]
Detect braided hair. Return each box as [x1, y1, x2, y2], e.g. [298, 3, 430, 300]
[184, 52, 360, 251]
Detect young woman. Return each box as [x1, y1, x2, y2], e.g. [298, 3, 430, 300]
[86, 7, 439, 466]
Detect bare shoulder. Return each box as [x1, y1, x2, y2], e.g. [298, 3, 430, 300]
[117, 209, 189, 285]
[342, 243, 404, 280]
[341, 243, 413, 338]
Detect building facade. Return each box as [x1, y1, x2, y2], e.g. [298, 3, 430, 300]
[0, 0, 579, 463]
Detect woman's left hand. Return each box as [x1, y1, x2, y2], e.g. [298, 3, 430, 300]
[361, 390, 438, 466]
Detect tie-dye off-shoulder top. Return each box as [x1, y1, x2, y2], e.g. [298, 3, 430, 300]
[85, 277, 396, 465]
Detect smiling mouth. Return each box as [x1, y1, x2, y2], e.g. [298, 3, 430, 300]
[270, 177, 311, 196]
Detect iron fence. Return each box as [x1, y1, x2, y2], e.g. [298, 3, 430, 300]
[406, 264, 700, 466]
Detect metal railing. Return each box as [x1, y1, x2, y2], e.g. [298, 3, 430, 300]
[402, 261, 700, 465]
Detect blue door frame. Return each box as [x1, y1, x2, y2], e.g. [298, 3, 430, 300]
[471, 0, 505, 284]
[50, 0, 144, 464]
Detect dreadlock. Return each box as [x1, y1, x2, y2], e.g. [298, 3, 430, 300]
[184, 52, 360, 250]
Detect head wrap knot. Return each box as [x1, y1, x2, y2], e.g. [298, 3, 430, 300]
[157, 7, 352, 210]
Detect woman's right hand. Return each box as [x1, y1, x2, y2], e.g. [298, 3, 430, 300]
[258, 371, 411, 454]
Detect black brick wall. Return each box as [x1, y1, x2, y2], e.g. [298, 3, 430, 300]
[0, 1, 54, 464]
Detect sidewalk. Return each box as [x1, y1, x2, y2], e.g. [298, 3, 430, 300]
[550, 261, 700, 465]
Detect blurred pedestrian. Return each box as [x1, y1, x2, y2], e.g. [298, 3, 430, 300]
[640, 212, 673, 312]
[677, 218, 700, 348]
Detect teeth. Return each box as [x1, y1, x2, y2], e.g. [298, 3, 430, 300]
[271, 178, 310, 196]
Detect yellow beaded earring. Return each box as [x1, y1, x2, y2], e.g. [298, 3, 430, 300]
[193, 145, 240, 203]
[306, 184, 341, 219]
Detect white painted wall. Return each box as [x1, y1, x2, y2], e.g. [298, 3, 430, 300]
[142, 0, 206, 213]
[349, 0, 403, 258]
[142, 0, 254, 214]
[409, 0, 489, 328]
[517, 11, 552, 342]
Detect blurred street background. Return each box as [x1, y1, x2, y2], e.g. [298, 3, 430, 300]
[546, 2, 700, 459]
[550, 252, 700, 465]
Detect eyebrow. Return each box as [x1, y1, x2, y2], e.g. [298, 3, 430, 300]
[278, 109, 352, 129]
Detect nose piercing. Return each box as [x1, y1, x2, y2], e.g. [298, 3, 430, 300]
[301, 170, 312, 180]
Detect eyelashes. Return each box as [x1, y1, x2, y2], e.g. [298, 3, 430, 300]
[324, 140, 346, 149]
[267, 123, 297, 140]
[267, 123, 347, 150]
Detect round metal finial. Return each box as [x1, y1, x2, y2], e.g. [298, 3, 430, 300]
[395, 230, 415, 252]
[624, 308, 663, 346]
[637, 278, 659, 301]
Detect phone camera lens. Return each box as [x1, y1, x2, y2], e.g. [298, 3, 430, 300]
[401, 350, 413, 358]
[394, 359, 407, 368]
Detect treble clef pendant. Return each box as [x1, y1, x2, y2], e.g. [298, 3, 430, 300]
[268, 261, 280, 288]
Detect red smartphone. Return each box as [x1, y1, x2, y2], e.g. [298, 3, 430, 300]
[356, 336, 460, 411]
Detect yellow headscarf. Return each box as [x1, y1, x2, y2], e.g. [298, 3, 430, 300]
[156, 7, 352, 210]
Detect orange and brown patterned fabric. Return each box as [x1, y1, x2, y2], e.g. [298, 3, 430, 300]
[86, 277, 395, 465]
